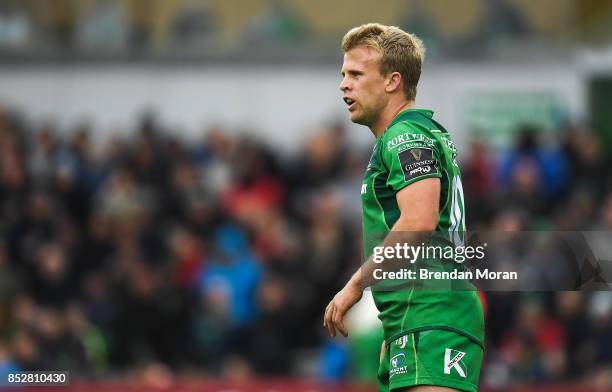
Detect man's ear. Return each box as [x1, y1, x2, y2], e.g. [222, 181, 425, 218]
[385, 72, 402, 93]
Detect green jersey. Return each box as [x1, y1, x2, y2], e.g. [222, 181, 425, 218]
[361, 109, 484, 348]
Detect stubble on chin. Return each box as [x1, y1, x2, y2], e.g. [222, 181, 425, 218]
[349, 112, 362, 125]
[351, 110, 373, 128]
[349, 106, 367, 126]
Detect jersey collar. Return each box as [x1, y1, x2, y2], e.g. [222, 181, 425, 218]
[387, 108, 434, 130]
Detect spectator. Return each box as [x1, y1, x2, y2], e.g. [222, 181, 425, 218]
[0, 104, 610, 389]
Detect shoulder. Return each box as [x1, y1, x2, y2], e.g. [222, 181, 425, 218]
[382, 120, 438, 156]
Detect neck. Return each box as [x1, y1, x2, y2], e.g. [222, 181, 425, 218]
[371, 100, 415, 137]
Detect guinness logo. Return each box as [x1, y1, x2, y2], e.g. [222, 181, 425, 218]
[398, 148, 436, 181]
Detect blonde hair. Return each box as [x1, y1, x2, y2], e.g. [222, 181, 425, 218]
[341, 23, 425, 100]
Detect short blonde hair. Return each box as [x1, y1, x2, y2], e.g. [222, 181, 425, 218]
[341, 23, 425, 100]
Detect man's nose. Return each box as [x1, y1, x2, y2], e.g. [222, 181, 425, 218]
[339, 78, 350, 92]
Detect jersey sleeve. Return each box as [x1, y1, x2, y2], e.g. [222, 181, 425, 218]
[382, 122, 442, 191]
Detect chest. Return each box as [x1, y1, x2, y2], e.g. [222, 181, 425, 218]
[361, 143, 395, 213]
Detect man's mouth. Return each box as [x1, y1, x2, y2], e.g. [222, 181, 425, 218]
[343, 97, 356, 111]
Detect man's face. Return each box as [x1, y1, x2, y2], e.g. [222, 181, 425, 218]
[339, 46, 388, 127]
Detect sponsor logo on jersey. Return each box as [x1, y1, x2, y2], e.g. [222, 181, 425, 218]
[387, 133, 409, 151]
[391, 353, 405, 368]
[441, 136, 457, 154]
[398, 148, 437, 181]
[395, 335, 408, 349]
[444, 348, 467, 378]
[387, 133, 435, 151]
[409, 166, 431, 176]
[390, 353, 408, 378]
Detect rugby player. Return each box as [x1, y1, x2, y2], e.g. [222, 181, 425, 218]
[323, 23, 484, 392]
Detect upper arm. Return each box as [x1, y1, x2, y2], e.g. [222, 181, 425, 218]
[394, 177, 440, 231]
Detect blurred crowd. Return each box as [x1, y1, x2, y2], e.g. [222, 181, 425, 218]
[0, 105, 612, 389]
[1, 0, 610, 60]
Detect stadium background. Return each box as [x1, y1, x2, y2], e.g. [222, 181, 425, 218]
[1, 0, 612, 391]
